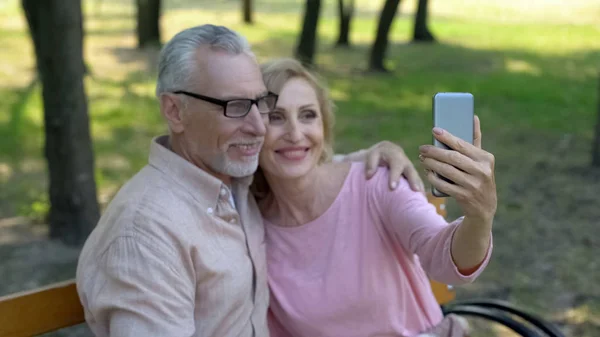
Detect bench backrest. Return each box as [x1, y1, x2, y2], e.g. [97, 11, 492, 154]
[0, 280, 84, 336]
[0, 194, 454, 336]
[426, 194, 456, 305]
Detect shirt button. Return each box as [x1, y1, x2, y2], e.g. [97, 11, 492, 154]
[229, 218, 236, 224]
[207, 207, 214, 214]
[220, 188, 227, 197]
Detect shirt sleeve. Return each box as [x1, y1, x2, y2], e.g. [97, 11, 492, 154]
[367, 168, 492, 286]
[82, 236, 196, 337]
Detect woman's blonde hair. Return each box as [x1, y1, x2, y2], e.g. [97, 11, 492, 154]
[251, 58, 336, 200]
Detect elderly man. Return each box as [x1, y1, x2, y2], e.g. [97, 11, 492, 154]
[76, 24, 422, 337]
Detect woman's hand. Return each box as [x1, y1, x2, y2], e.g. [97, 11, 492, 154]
[419, 116, 497, 223]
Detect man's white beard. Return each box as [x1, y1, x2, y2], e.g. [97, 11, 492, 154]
[212, 153, 259, 178]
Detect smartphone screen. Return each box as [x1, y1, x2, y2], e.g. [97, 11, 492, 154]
[431, 92, 474, 197]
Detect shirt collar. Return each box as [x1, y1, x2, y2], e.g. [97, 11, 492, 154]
[148, 135, 254, 208]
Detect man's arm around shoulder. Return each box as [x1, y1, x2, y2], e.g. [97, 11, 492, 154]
[78, 236, 196, 337]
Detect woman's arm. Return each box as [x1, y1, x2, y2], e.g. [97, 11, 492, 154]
[419, 115, 497, 272]
[451, 216, 493, 272]
[368, 171, 490, 285]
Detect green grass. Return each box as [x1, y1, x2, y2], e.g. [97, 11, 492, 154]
[0, 0, 596, 231]
[0, 0, 599, 335]
[0, 0, 597, 237]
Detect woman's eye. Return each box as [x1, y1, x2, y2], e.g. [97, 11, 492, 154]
[301, 110, 317, 119]
[268, 112, 284, 123]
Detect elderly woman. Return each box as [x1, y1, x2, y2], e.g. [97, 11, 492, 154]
[252, 58, 497, 337]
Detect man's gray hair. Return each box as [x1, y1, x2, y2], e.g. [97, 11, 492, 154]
[155, 24, 253, 97]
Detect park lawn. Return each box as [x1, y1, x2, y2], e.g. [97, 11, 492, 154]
[0, 0, 598, 215]
[0, 0, 599, 335]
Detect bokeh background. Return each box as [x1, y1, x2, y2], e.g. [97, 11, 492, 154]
[0, 0, 599, 336]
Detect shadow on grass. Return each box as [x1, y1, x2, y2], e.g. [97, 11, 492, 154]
[90, 0, 320, 17]
[85, 27, 134, 37]
[301, 39, 599, 144]
[107, 46, 161, 72]
[86, 0, 422, 22]
[1, 29, 597, 212]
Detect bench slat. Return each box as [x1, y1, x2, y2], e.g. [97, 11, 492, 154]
[0, 280, 85, 337]
[426, 194, 456, 305]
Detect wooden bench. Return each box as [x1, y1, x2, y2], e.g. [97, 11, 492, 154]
[0, 280, 84, 337]
[0, 194, 454, 337]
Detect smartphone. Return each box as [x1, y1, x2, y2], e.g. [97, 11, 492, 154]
[431, 92, 474, 197]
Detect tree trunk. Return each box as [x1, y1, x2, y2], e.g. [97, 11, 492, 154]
[412, 0, 435, 42]
[136, 0, 161, 48]
[242, 0, 253, 24]
[21, 0, 100, 246]
[369, 0, 402, 72]
[24, 0, 90, 75]
[22, 1, 41, 63]
[336, 0, 354, 47]
[295, 0, 322, 67]
[592, 74, 600, 167]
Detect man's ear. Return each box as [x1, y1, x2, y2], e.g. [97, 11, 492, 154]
[160, 93, 186, 134]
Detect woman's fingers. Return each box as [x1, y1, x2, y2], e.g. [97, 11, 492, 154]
[424, 169, 466, 199]
[431, 127, 479, 159]
[419, 147, 479, 176]
[430, 125, 490, 162]
[420, 155, 473, 189]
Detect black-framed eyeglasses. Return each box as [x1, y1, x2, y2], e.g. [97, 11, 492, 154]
[173, 90, 278, 118]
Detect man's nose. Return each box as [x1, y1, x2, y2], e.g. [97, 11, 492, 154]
[241, 104, 267, 136]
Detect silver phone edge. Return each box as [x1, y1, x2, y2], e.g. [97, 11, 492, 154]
[430, 92, 473, 198]
[431, 94, 450, 197]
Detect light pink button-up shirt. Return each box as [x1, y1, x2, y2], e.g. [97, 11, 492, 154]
[76, 135, 269, 337]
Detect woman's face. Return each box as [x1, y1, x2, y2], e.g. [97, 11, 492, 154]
[259, 77, 324, 180]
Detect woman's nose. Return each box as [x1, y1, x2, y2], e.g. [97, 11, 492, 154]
[285, 121, 302, 143]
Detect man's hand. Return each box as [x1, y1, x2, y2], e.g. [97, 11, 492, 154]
[340, 141, 425, 193]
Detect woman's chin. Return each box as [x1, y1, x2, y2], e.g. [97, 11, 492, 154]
[260, 155, 320, 181]
[268, 161, 316, 180]
[278, 168, 311, 180]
